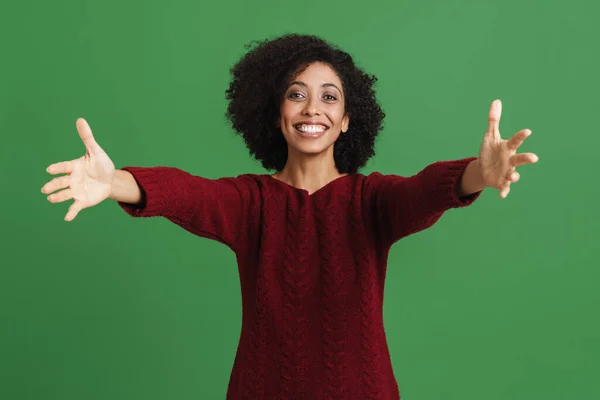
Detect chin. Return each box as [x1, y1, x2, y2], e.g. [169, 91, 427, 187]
[288, 141, 336, 157]
[289, 137, 337, 155]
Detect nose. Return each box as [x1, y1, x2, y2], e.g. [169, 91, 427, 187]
[302, 97, 321, 116]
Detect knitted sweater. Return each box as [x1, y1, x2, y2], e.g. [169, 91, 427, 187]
[118, 157, 480, 399]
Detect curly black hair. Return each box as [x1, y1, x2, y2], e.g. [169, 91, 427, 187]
[225, 33, 385, 174]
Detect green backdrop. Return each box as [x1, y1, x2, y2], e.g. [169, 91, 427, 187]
[2, 0, 598, 398]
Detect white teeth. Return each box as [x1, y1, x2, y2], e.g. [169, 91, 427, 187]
[296, 124, 326, 134]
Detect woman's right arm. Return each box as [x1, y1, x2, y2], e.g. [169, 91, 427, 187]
[42, 118, 254, 252]
[114, 165, 255, 252]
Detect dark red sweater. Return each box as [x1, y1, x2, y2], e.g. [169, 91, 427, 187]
[118, 157, 480, 399]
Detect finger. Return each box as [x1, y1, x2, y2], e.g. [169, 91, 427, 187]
[41, 175, 70, 194]
[65, 201, 82, 222]
[507, 170, 520, 183]
[47, 160, 75, 175]
[499, 181, 511, 198]
[76, 118, 101, 153]
[486, 99, 502, 140]
[507, 129, 531, 151]
[47, 188, 73, 204]
[510, 152, 539, 167]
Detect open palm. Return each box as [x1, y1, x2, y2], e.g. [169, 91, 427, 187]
[479, 100, 539, 198]
[41, 118, 115, 221]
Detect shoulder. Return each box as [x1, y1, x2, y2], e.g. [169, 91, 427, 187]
[353, 171, 404, 193]
[221, 173, 286, 197]
[230, 173, 272, 189]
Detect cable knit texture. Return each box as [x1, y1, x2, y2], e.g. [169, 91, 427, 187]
[118, 157, 480, 400]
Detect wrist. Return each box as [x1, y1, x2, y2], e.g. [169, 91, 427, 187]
[108, 170, 121, 201]
[471, 159, 486, 189]
[108, 169, 141, 204]
[458, 159, 487, 197]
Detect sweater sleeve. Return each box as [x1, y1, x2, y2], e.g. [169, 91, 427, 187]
[364, 157, 481, 245]
[116, 166, 254, 253]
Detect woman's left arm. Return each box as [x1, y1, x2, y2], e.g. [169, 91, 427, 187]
[366, 99, 539, 246]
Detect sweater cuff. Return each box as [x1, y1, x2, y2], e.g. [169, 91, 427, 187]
[436, 157, 481, 208]
[117, 166, 172, 217]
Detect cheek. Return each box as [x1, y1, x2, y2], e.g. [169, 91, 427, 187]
[331, 109, 346, 126]
[278, 108, 294, 134]
[281, 98, 300, 112]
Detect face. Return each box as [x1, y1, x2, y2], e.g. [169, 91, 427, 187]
[278, 62, 350, 160]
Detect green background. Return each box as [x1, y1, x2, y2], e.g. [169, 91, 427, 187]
[1, 0, 598, 398]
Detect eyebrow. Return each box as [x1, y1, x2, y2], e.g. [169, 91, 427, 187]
[288, 81, 342, 93]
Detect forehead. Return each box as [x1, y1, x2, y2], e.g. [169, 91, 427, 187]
[290, 62, 342, 88]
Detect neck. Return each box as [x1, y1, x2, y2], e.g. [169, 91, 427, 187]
[272, 148, 347, 194]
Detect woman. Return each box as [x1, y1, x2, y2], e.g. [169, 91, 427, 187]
[41, 34, 538, 399]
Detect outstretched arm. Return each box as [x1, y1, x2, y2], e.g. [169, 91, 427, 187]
[42, 118, 253, 253]
[366, 158, 480, 245]
[366, 99, 539, 245]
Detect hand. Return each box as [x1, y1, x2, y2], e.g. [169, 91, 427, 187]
[479, 99, 539, 198]
[41, 118, 115, 221]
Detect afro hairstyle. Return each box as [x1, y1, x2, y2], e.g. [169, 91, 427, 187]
[225, 33, 385, 173]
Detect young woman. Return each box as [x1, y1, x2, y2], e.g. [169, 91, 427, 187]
[41, 33, 538, 399]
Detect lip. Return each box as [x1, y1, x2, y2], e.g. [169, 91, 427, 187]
[293, 123, 329, 139]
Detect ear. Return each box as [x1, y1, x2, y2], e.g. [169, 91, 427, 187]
[342, 114, 350, 133]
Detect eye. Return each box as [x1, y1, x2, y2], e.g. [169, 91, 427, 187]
[288, 92, 305, 100]
[324, 94, 337, 101]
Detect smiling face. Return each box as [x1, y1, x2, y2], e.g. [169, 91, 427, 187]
[279, 62, 350, 161]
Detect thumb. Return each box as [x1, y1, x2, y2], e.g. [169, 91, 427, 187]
[486, 99, 502, 141]
[76, 118, 101, 153]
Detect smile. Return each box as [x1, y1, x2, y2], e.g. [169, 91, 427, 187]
[294, 123, 329, 138]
